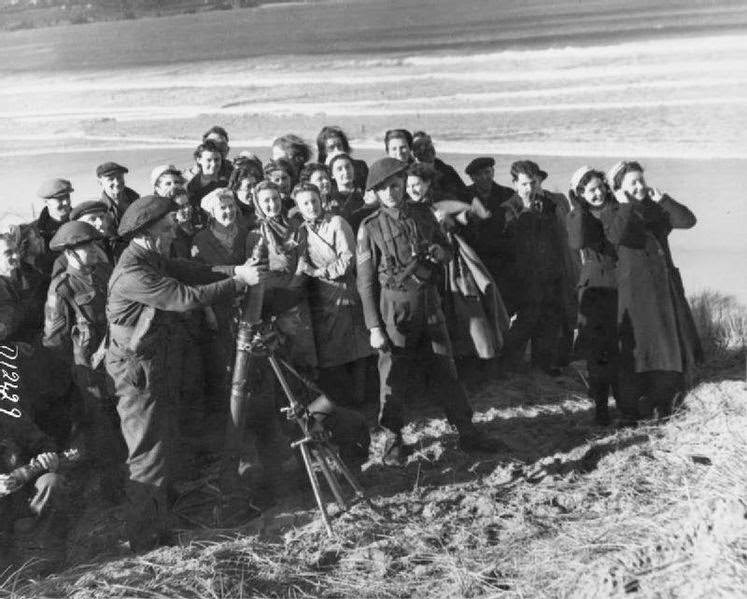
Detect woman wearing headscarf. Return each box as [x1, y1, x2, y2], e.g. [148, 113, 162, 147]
[566, 166, 619, 425]
[246, 181, 318, 372]
[293, 183, 372, 405]
[191, 188, 249, 407]
[605, 161, 702, 423]
[405, 163, 509, 367]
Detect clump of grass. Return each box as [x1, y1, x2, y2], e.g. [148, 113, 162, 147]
[690, 290, 747, 359]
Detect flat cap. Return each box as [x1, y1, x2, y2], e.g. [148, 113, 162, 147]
[49, 221, 102, 252]
[37, 178, 73, 199]
[150, 164, 183, 188]
[465, 157, 495, 177]
[96, 161, 128, 178]
[366, 157, 407, 191]
[70, 200, 108, 221]
[117, 194, 174, 238]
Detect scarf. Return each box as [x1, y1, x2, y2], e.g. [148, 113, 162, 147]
[210, 220, 239, 253]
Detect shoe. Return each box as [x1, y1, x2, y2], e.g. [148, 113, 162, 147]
[381, 433, 414, 467]
[458, 430, 511, 454]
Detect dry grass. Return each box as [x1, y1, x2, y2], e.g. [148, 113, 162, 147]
[3, 374, 745, 599]
[690, 291, 747, 359]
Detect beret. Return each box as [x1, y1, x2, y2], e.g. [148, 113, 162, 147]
[117, 194, 174, 238]
[366, 157, 407, 191]
[96, 161, 128, 178]
[150, 164, 183, 188]
[37, 178, 73, 199]
[49, 221, 102, 252]
[70, 200, 107, 221]
[465, 157, 495, 176]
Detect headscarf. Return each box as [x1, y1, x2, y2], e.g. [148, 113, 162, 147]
[252, 183, 297, 258]
[201, 187, 239, 251]
[606, 161, 628, 191]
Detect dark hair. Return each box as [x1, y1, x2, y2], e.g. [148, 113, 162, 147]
[384, 129, 413, 151]
[194, 139, 224, 160]
[407, 162, 437, 182]
[316, 126, 351, 164]
[291, 182, 321, 201]
[328, 153, 354, 174]
[411, 133, 436, 162]
[510, 160, 544, 182]
[263, 158, 295, 178]
[202, 125, 229, 142]
[575, 169, 606, 197]
[253, 180, 281, 196]
[228, 163, 263, 191]
[612, 161, 644, 191]
[299, 162, 330, 184]
[273, 134, 312, 164]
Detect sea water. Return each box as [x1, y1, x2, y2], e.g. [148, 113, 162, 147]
[0, 0, 744, 299]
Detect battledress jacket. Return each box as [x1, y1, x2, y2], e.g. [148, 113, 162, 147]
[106, 242, 237, 359]
[603, 195, 702, 379]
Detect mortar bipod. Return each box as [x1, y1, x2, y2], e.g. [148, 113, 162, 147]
[266, 352, 366, 538]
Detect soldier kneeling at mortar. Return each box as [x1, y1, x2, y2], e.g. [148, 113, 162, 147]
[356, 158, 510, 466]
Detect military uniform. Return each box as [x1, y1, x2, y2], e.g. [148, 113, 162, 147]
[356, 200, 475, 445]
[43, 236, 124, 499]
[105, 195, 240, 550]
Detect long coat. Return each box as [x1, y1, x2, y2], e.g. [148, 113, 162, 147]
[566, 203, 618, 360]
[603, 195, 702, 381]
[298, 214, 372, 368]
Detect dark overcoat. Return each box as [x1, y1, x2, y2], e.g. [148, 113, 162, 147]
[603, 196, 702, 380]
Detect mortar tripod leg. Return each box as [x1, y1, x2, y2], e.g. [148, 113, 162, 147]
[314, 445, 348, 510]
[298, 441, 334, 538]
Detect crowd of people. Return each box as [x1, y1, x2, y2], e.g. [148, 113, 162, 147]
[0, 124, 702, 561]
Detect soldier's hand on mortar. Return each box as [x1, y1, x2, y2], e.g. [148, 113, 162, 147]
[234, 262, 267, 287]
[370, 327, 390, 351]
[34, 452, 59, 473]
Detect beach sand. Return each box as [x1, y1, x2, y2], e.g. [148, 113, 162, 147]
[1, 146, 744, 303]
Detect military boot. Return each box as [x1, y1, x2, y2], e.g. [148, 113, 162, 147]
[380, 431, 414, 467]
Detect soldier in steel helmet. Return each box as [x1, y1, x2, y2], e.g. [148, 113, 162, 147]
[356, 157, 509, 466]
[43, 221, 125, 503]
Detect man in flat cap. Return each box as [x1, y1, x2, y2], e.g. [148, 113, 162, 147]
[497, 160, 572, 376]
[462, 157, 518, 313]
[96, 162, 140, 233]
[105, 195, 264, 552]
[357, 158, 507, 466]
[33, 178, 73, 279]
